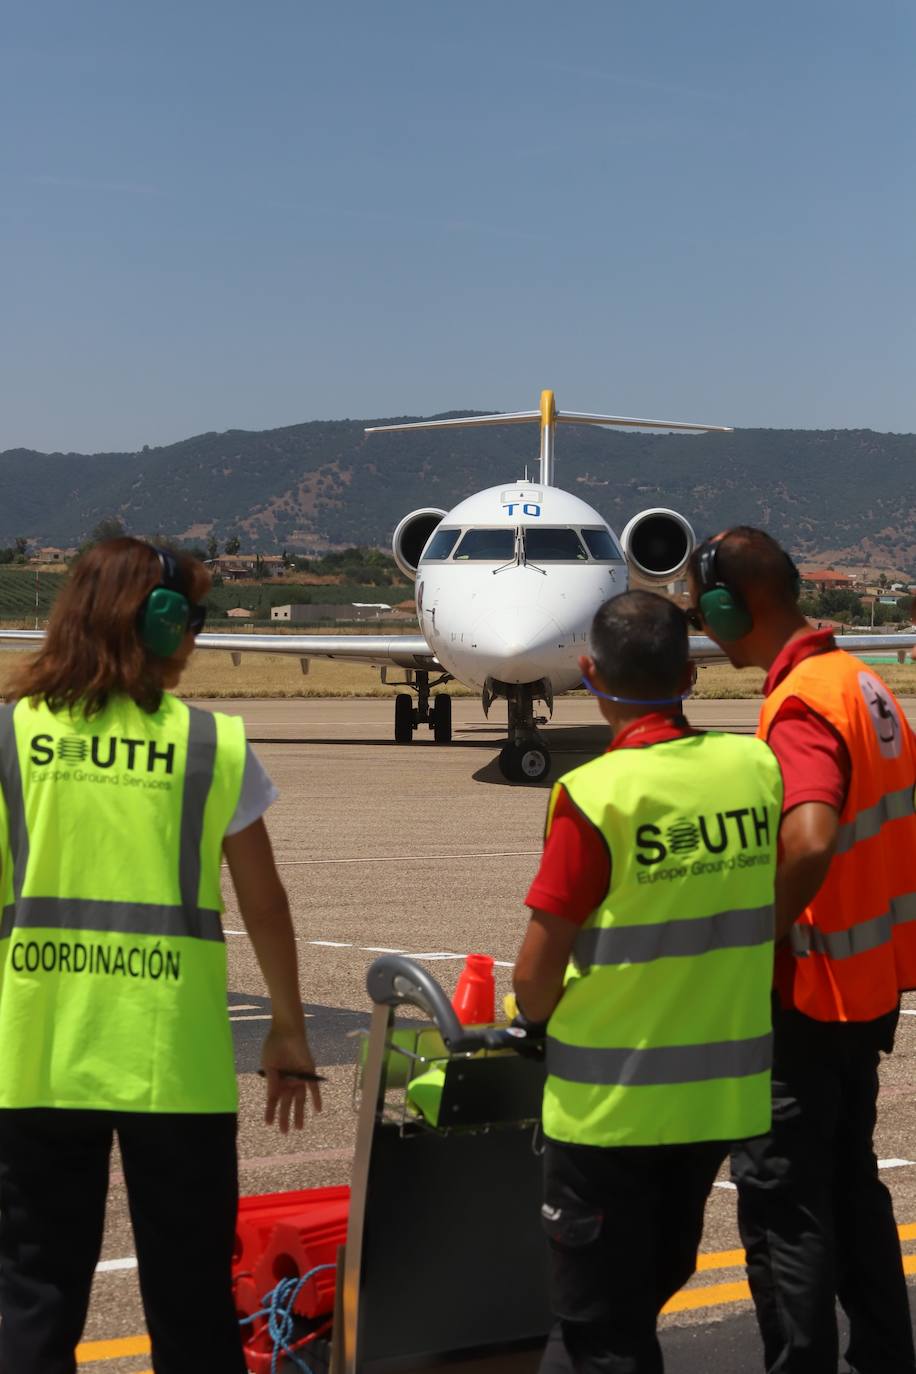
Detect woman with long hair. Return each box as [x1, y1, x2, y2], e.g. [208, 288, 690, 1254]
[0, 537, 319, 1374]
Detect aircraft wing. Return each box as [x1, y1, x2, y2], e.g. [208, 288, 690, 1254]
[1, 628, 912, 675]
[0, 629, 439, 672]
[690, 632, 916, 664]
[197, 632, 438, 670]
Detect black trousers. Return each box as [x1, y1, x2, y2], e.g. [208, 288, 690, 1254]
[732, 1003, 915, 1374]
[0, 1108, 247, 1374]
[538, 1136, 728, 1374]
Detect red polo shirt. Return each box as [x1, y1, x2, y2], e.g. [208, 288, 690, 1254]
[525, 712, 698, 925]
[763, 628, 850, 814]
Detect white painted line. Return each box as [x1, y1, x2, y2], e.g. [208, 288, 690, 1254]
[299, 943, 515, 968]
[230, 1014, 273, 1022]
[716, 1162, 913, 1194]
[96, 1256, 138, 1273]
[225, 930, 247, 936]
[241, 851, 541, 868]
[228, 1004, 261, 1012]
[900, 1009, 916, 1016]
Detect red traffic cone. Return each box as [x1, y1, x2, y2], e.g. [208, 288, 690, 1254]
[452, 953, 495, 1025]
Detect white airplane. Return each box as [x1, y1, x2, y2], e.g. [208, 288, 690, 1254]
[212, 388, 732, 781]
[3, 391, 914, 782]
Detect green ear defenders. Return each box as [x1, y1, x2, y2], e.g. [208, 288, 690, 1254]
[137, 547, 206, 657]
[694, 536, 800, 642]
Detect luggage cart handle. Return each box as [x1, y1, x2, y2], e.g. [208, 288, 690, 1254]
[366, 955, 465, 1047]
[365, 956, 542, 1057]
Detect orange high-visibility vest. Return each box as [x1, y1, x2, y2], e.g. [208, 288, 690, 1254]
[759, 649, 916, 1021]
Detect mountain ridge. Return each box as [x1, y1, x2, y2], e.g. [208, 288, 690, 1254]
[3, 416, 915, 571]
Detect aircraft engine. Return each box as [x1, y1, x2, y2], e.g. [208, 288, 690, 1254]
[620, 508, 696, 583]
[392, 508, 448, 580]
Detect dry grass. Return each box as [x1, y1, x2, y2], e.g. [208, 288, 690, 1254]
[695, 660, 916, 699]
[0, 644, 913, 701]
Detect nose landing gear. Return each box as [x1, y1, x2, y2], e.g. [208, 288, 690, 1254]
[494, 682, 553, 784]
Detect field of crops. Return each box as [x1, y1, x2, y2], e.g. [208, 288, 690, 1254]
[0, 570, 66, 618]
[0, 570, 411, 624]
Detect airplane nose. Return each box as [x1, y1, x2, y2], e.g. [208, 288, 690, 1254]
[472, 606, 566, 682]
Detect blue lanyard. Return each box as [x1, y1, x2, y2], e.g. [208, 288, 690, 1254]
[580, 676, 691, 707]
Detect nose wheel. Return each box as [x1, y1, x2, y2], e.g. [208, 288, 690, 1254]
[498, 739, 551, 783]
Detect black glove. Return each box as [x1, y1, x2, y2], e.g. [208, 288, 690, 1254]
[510, 1010, 548, 1061]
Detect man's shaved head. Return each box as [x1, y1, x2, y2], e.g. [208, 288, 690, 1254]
[688, 526, 799, 613]
[590, 590, 688, 700]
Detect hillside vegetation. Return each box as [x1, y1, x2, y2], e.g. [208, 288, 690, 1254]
[3, 418, 916, 569]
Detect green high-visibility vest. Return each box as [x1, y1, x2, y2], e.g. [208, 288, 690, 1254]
[0, 692, 246, 1113]
[544, 732, 783, 1147]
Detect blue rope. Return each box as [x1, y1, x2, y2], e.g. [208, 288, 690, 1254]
[239, 1263, 336, 1374]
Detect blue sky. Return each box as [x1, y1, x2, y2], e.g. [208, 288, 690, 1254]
[2, 0, 914, 452]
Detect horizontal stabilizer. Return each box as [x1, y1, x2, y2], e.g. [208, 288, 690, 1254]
[366, 410, 732, 435]
[366, 411, 539, 434]
[557, 411, 732, 433]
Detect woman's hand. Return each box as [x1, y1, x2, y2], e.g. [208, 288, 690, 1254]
[260, 1024, 323, 1132]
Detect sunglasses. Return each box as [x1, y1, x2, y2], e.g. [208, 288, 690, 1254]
[188, 604, 207, 636]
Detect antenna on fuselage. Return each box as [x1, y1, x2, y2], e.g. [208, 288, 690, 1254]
[365, 391, 733, 488]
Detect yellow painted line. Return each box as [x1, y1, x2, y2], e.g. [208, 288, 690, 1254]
[71, 1228, 916, 1362]
[696, 1246, 744, 1272]
[76, 1334, 150, 1364]
[665, 1234, 916, 1316]
[663, 1278, 750, 1313]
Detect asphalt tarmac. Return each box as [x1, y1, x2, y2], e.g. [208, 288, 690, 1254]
[72, 695, 916, 1373]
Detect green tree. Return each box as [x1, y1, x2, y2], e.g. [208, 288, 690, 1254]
[79, 517, 126, 554]
[224, 534, 241, 556]
[206, 535, 219, 563]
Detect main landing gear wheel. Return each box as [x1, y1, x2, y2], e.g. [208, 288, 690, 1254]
[498, 740, 551, 783]
[394, 693, 415, 744]
[432, 693, 452, 744]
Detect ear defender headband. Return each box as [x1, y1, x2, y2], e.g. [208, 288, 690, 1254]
[694, 535, 800, 643]
[137, 547, 203, 658]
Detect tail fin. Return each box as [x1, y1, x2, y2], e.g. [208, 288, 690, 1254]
[366, 389, 731, 486]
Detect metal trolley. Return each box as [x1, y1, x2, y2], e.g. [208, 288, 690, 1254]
[332, 955, 551, 1374]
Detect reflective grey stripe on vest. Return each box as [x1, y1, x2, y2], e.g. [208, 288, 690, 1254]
[835, 784, 916, 856]
[0, 702, 223, 943]
[574, 905, 773, 968]
[791, 890, 916, 961]
[0, 705, 29, 899]
[546, 1031, 772, 1087]
[0, 898, 223, 942]
[179, 707, 217, 913]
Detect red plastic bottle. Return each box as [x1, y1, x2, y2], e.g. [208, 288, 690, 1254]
[452, 953, 495, 1025]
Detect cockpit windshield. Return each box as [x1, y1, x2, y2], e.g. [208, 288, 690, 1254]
[581, 528, 624, 561]
[524, 528, 588, 562]
[423, 528, 460, 561]
[453, 529, 516, 560]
